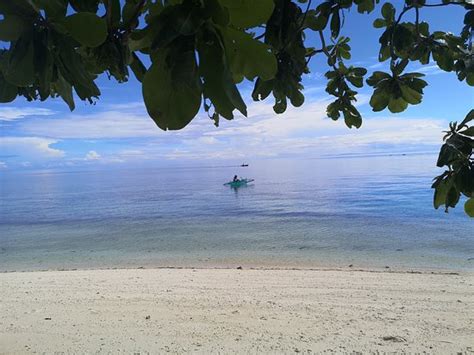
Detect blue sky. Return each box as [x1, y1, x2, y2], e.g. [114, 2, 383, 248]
[1, 3, 472, 171]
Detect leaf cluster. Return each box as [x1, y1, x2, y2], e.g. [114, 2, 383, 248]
[432, 110, 474, 216]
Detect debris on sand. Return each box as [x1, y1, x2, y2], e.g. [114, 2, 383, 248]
[382, 336, 406, 342]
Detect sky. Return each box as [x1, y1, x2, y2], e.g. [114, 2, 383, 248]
[0, 3, 473, 172]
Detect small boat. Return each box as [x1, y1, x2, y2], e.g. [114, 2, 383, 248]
[241, 164, 249, 167]
[224, 178, 254, 187]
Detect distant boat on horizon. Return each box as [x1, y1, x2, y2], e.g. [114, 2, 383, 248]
[241, 163, 249, 167]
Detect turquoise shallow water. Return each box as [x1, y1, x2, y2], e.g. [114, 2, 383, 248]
[0, 155, 473, 271]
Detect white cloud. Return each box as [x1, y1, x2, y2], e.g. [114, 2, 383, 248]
[6, 97, 448, 165]
[85, 150, 101, 160]
[0, 137, 65, 159]
[0, 107, 55, 121]
[90, 100, 446, 162]
[19, 110, 159, 139]
[368, 62, 387, 69]
[415, 64, 446, 76]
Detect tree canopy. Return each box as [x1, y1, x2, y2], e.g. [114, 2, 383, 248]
[0, 0, 473, 216]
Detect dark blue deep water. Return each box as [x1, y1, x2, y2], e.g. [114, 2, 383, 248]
[1, 155, 473, 271]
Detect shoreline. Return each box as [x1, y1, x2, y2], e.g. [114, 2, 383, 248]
[1, 267, 472, 353]
[0, 264, 469, 275]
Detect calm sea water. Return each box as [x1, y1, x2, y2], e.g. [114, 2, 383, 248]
[1, 155, 473, 272]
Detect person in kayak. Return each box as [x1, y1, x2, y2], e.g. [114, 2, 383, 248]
[233, 175, 240, 182]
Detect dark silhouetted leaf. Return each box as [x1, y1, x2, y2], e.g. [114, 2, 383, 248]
[64, 13, 108, 48]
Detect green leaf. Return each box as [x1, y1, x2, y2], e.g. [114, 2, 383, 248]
[355, 0, 378, 14]
[122, 0, 145, 28]
[289, 90, 304, 107]
[0, 74, 17, 103]
[53, 73, 75, 111]
[105, 0, 121, 29]
[69, 0, 99, 13]
[369, 90, 389, 111]
[433, 178, 449, 209]
[456, 165, 474, 197]
[381, 3, 395, 21]
[197, 25, 246, 119]
[460, 127, 474, 137]
[252, 78, 273, 101]
[32, 0, 68, 19]
[400, 84, 422, 104]
[467, 72, 474, 86]
[460, 109, 474, 128]
[129, 53, 146, 82]
[0, 0, 38, 18]
[0, 15, 25, 41]
[343, 109, 362, 128]
[204, 0, 230, 26]
[465, 198, 474, 217]
[366, 71, 391, 86]
[142, 47, 202, 131]
[446, 185, 460, 208]
[54, 39, 100, 101]
[64, 13, 108, 48]
[219, 0, 274, 28]
[223, 27, 277, 82]
[436, 144, 458, 167]
[5, 37, 35, 87]
[33, 31, 53, 100]
[330, 11, 341, 38]
[373, 18, 386, 28]
[387, 96, 408, 113]
[346, 75, 363, 88]
[305, 11, 328, 31]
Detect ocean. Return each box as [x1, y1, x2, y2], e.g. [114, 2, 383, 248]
[1, 155, 473, 272]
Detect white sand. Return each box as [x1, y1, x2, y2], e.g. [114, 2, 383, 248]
[0, 268, 472, 354]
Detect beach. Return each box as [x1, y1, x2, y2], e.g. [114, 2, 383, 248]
[0, 267, 472, 353]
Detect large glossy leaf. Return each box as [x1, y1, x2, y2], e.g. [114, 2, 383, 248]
[55, 39, 100, 101]
[0, 16, 25, 41]
[122, 0, 144, 28]
[53, 73, 75, 110]
[105, 0, 121, 29]
[387, 96, 408, 113]
[129, 53, 146, 82]
[0, 74, 17, 103]
[5, 37, 35, 86]
[355, 0, 379, 14]
[465, 198, 474, 217]
[69, 0, 99, 13]
[223, 28, 277, 82]
[32, 0, 68, 19]
[460, 109, 474, 128]
[142, 49, 202, 131]
[460, 127, 474, 137]
[218, 0, 274, 28]
[0, 0, 38, 18]
[400, 84, 422, 104]
[197, 26, 247, 119]
[433, 177, 449, 209]
[369, 90, 389, 111]
[64, 13, 107, 48]
[436, 144, 458, 167]
[381, 3, 395, 21]
[330, 11, 341, 38]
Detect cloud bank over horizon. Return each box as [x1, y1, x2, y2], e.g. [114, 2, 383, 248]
[0, 95, 450, 171]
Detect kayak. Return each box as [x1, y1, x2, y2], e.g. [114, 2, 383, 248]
[224, 178, 254, 187]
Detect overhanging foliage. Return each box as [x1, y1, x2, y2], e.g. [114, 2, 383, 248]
[0, 0, 473, 216]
